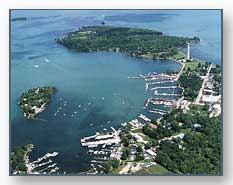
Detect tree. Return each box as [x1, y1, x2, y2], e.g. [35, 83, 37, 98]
[203, 104, 209, 111]
[111, 159, 120, 169]
[103, 162, 111, 174]
[135, 152, 144, 161]
[145, 142, 152, 149]
[137, 145, 143, 152]
[121, 136, 130, 147]
[121, 147, 130, 160]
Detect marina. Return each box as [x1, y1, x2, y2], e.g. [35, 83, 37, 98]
[10, 10, 221, 175]
[81, 127, 121, 148]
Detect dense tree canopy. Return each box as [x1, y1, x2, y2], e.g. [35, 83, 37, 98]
[56, 26, 200, 58]
[142, 108, 221, 175]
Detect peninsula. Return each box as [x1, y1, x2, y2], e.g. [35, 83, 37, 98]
[11, 144, 59, 175]
[11, 144, 33, 174]
[19, 86, 55, 119]
[56, 26, 200, 59]
[11, 17, 27, 22]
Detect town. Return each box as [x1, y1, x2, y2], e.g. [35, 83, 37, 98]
[80, 43, 222, 175]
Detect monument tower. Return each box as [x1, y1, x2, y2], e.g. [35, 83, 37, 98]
[187, 42, 191, 60]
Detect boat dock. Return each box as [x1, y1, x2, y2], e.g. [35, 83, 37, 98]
[80, 128, 120, 148]
[147, 98, 175, 106]
[138, 114, 151, 122]
[148, 110, 166, 115]
[150, 86, 178, 90]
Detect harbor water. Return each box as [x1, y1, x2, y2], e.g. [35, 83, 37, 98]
[10, 10, 221, 173]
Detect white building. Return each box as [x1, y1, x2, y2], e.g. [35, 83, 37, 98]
[146, 149, 157, 157]
[201, 95, 221, 104]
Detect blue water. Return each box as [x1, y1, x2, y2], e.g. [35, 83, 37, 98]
[10, 10, 221, 174]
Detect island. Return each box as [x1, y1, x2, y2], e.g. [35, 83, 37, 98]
[19, 86, 55, 119]
[11, 17, 27, 22]
[56, 26, 200, 59]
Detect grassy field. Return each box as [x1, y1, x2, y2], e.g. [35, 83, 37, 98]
[183, 59, 206, 72]
[172, 51, 186, 60]
[131, 128, 143, 134]
[134, 164, 170, 175]
[187, 104, 209, 116]
[142, 51, 185, 61]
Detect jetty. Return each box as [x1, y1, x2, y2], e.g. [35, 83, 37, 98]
[150, 86, 178, 90]
[148, 110, 166, 115]
[154, 92, 179, 96]
[147, 98, 175, 106]
[25, 150, 59, 175]
[81, 128, 120, 148]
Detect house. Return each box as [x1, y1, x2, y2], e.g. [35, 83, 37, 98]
[146, 149, 157, 156]
[201, 95, 221, 104]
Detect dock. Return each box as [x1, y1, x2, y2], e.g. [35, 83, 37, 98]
[80, 128, 120, 148]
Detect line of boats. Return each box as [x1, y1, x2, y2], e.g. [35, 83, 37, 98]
[25, 150, 59, 175]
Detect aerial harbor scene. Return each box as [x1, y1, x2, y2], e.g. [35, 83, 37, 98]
[10, 10, 222, 175]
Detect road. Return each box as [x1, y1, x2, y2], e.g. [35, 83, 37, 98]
[195, 63, 213, 104]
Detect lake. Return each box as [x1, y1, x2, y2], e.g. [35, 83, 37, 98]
[10, 10, 221, 174]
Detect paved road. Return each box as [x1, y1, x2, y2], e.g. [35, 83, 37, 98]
[195, 63, 213, 104]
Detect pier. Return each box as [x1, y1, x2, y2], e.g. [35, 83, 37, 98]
[80, 128, 120, 148]
[154, 92, 179, 96]
[146, 98, 175, 106]
[148, 110, 165, 115]
[138, 114, 151, 122]
[150, 86, 178, 90]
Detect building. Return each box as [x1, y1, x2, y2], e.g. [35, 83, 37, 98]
[146, 149, 157, 157]
[209, 103, 221, 118]
[174, 133, 185, 139]
[201, 95, 221, 104]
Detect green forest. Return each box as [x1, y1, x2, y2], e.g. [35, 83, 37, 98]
[11, 144, 33, 174]
[56, 26, 200, 58]
[142, 108, 221, 174]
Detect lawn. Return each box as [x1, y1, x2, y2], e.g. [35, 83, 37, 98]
[183, 59, 206, 72]
[134, 164, 170, 175]
[187, 104, 209, 116]
[131, 128, 143, 134]
[172, 51, 185, 60]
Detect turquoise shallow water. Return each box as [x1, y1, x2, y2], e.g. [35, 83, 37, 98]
[11, 10, 221, 173]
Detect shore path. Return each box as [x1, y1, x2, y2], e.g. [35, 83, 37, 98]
[175, 60, 185, 81]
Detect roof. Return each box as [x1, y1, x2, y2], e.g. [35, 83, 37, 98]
[146, 149, 157, 156]
[174, 133, 185, 139]
[202, 95, 220, 103]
